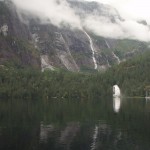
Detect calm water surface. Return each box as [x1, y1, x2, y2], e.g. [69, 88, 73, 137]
[0, 97, 150, 150]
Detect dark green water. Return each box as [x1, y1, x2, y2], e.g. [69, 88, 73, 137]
[0, 97, 150, 150]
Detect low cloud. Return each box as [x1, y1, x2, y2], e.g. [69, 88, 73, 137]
[84, 16, 124, 39]
[11, 0, 81, 28]
[84, 15, 150, 41]
[11, 0, 150, 42]
[85, 0, 150, 23]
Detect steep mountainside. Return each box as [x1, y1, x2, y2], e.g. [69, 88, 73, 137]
[0, 1, 40, 69]
[0, 0, 149, 71]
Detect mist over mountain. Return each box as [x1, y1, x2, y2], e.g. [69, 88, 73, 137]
[1, 2, 150, 150]
[10, 0, 150, 42]
[0, 0, 150, 72]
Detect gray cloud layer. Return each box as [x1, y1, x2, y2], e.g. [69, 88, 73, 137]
[12, 0, 81, 28]
[11, 0, 150, 42]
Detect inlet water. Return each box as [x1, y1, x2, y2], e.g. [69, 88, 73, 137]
[0, 97, 150, 150]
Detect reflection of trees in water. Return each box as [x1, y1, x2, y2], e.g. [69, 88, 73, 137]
[59, 122, 80, 150]
[0, 99, 150, 150]
[39, 122, 80, 150]
[40, 123, 54, 143]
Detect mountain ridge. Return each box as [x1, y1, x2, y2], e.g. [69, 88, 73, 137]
[0, 0, 149, 72]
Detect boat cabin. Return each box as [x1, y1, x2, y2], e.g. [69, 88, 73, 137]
[113, 85, 121, 97]
[145, 86, 150, 98]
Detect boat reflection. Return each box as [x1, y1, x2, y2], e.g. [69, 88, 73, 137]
[113, 96, 121, 113]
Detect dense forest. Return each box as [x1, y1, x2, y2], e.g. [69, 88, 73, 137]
[0, 68, 110, 99]
[109, 51, 150, 97]
[0, 51, 150, 99]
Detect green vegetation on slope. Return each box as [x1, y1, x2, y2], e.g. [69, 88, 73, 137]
[108, 51, 150, 96]
[0, 35, 40, 69]
[0, 51, 150, 99]
[0, 68, 111, 99]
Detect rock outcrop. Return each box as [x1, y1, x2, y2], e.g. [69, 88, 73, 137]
[0, 0, 149, 71]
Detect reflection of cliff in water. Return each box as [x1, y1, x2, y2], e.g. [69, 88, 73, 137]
[89, 121, 149, 150]
[0, 98, 150, 150]
[40, 123, 54, 143]
[90, 123, 123, 150]
[59, 122, 80, 150]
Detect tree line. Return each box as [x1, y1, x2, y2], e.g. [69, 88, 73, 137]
[0, 51, 150, 99]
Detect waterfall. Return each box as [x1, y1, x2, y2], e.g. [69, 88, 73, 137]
[105, 40, 121, 64]
[83, 30, 98, 69]
[105, 40, 111, 49]
[112, 52, 121, 64]
[91, 125, 99, 150]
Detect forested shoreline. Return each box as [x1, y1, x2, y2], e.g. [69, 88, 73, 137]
[0, 68, 111, 99]
[0, 51, 150, 99]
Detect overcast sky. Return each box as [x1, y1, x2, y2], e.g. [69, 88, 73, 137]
[84, 0, 150, 22]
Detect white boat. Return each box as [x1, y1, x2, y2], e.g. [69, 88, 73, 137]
[145, 97, 150, 103]
[113, 85, 121, 97]
[145, 90, 150, 99]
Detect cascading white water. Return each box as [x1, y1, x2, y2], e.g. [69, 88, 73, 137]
[83, 30, 98, 70]
[112, 52, 121, 64]
[105, 40, 121, 64]
[105, 40, 110, 49]
[91, 125, 99, 150]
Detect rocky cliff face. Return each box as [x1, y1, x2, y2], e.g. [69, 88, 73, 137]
[0, 0, 149, 71]
[0, 1, 40, 69]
